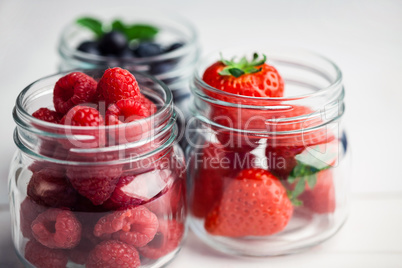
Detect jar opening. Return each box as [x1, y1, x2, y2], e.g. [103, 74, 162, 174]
[13, 69, 177, 165]
[190, 47, 345, 136]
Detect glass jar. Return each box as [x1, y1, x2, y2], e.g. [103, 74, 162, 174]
[58, 9, 200, 145]
[186, 47, 351, 256]
[9, 69, 187, 267]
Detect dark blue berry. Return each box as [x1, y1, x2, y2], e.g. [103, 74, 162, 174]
[150, 62, 175, 75]
[134, 42, 163, 57]
[167, 42, 184, 52]
[117, 48, 134, 58]
[77, 41, 100, 55]
[98, 31, 128, 55]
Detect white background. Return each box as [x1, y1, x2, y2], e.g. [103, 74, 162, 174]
[0, 0, 401, 267]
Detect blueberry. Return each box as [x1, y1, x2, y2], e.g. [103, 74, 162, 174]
[98, 31, 128, 55]
[134, 42, 163, 58]
[150, 62, 175, 75]
[77, 41, 100, 55]
[117, 48, 134, 58]
[167, 42, 184, 52]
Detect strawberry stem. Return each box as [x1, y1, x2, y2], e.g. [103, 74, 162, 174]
[218, 53, 267, 78]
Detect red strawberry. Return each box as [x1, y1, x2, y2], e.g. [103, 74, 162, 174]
[205, 168, 293, 237]
[203, 54, 284, 151]
[190, 142, 256, 218]
[262, 105, 335, 179]
[298, 169, 336, 214]
[203, 53, 284, 99]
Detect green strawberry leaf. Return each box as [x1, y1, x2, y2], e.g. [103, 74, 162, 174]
[306, 174, 318, 189]
[76, 17, 104, 38]
[293, 178, 305, 197]
[228, 68, 245, 77]
[286, 158, 332, 203]
[219, 52, 267, 78]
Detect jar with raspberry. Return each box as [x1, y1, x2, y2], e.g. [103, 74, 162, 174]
[186, 48, 351, 256]
[58, 9, 200, 146]
[9, 68, 186, 267]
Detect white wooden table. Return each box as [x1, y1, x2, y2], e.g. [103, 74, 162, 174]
[0, 0, 401, 267]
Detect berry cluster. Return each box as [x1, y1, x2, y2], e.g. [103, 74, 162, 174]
[25, 68, 185, 267]
[76, 17, 184, 75]
[22, 196, 184, 267]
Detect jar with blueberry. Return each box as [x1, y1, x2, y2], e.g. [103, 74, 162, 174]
[58, 10, 200, 143]
[9, 68, 186, 267]
[186, 48, 351, 256]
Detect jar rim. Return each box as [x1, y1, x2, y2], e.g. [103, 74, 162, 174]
[13, 69, 178, 165]
[190, 47, 345, 136]
[14, 69, 173, 133]
[193, 46, 343, 102]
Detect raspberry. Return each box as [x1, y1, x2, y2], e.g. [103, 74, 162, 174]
[67, 164, 121, 206]
[140, 94, 157, 115]
[53, 72, 98, 114]
[60, 105, 106, 149]
[94, 206, 158, 247]
[31, 208, 82, 249]
[97, 67, 140, 106]
[103, 175, 148, 210]
[20, 198, 46, 239]
[61, 105, 104, 127]
[106, 98, 152, 125]
[68, 237, 96, 265]
[138, 220, 184, 259]
[86, 240, 140, 268]
[27, 168, 78, 208]
[25, 240, 68, 268]
[32, 108, 63, 124]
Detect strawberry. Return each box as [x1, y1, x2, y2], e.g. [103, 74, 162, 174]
[190, 142, 255, 218]
[286, 146, 337, 213]
[299, 169, 335, 214]
[203, 53, 284, 99]
[204, 168, 293, 237]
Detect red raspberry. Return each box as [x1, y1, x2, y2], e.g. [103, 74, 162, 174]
[31, 208, 82, 249]
[53, 72, 98, 114]
[61, 105, 104, 126]
[32, 108, 63, 124]
[97, 67, 140, 106]
[138, 219, 184, 259]
[25, 240, 68, 268]
[103, 175, 148, 210]
[86, 240, 140, 268]
[94, 206, 158, 247]
[68, 237, 96, 265]
[27, 168, 78, 208]
[20, 198, 46, 239]
[106, 98, 153, 125]
[140, 94, 157, 115]
[60, 105, 106, 148]
[67, 164, 121, 206]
